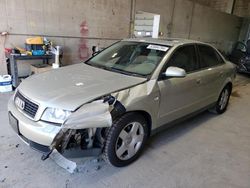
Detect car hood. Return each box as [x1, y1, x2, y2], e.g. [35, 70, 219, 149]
[18, 63, 146, 111]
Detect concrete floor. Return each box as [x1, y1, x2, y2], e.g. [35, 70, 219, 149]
[0, 74, 250, 188]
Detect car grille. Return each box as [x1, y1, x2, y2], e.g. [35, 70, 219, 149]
[15, 91, 39, 118]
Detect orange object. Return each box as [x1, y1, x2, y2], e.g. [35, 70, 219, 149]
[26, 37, 43, 45]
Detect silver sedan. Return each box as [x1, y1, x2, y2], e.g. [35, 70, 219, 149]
[8, 38, 236, 168]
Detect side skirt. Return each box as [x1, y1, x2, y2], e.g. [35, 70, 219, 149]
[151, 103, 216, 136]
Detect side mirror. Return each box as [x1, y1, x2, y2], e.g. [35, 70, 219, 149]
[164, 66, 186, 78]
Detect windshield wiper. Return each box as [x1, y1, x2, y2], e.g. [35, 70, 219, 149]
[86, 62, 108, 70]
[86, 62, 145, 77]
[109, 67, 144, 77]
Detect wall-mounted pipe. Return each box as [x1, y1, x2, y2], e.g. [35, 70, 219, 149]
[129, 0, 136, 38]
[231, 0, 236, 14]
[6, 33, 121, 41]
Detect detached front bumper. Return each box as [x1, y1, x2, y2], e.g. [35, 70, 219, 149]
[8, 98, 61, 150]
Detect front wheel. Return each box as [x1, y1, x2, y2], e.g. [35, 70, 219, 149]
[103, 113, 149, 167]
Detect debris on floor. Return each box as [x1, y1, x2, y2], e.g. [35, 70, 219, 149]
[0, 178, 6, 183]
[76, 158, 105, 174]
[49, 150, 77, 173]
[231, 90, 241, 98]
[49, 149, 105, 173]
[65, 179, 70, 188]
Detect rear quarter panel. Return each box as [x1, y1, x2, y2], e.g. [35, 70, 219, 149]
[217, 61, 236, 98]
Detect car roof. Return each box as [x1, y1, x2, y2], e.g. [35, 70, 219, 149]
[122, 38, 206, 47]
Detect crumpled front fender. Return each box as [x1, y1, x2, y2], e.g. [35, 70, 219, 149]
[63, 100, 112, 129]
[42, 97, 126, 164]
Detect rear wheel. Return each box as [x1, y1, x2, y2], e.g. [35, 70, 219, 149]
[103, 113, 149, 167]
[211, 85, 231, 114]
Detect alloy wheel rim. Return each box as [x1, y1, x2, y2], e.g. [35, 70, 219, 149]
[219, 89, 229, 110]
[115, 122, 144, 160]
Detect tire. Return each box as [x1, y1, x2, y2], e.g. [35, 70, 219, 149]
[103, 113, 149, 167]
[211, 85, 231, 114]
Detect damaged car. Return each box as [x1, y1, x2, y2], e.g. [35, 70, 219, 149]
[229, 40, 250, 74]
[8, 38, 236, 168]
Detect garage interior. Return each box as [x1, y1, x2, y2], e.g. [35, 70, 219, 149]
[0, 0, 250, 187]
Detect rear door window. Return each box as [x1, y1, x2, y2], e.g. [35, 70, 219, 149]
[166, 45, 199, 73]
[198, 45, 224, 68]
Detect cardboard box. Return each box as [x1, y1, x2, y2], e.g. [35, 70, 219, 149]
[30, 64, 52, 74]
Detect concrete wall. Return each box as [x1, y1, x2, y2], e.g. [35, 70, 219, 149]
[192, 0, 250, 17]
[194, 0, 235, 14]
[136, 0, 242, 54]
[234, 0, 250, 17]
[0, 0, 243, 75]
[0, 0, 131, 75]
[238, 18, 250, 42]
[189, 3, 241, 51]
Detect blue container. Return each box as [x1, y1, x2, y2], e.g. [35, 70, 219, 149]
[32, 50, 45, 56]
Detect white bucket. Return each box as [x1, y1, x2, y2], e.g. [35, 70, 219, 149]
[0, 75, 13, 93]
[52, 63, 59, 69]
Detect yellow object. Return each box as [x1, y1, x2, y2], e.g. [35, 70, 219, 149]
[11, 43, 32, 55]
[15, 46, 26, 53]
[26, 37, 43, 45]
[11, 43, 26, 53]
[26, 51, 32, 56]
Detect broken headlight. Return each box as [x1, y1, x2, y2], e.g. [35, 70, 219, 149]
[41, 108, 71, 124]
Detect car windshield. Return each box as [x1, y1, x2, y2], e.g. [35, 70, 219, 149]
[85, 41, 170, 77]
